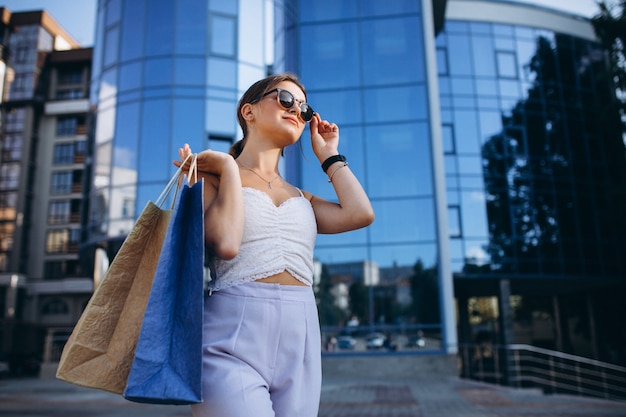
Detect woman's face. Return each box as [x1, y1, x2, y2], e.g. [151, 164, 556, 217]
[254, 81, 310, 141]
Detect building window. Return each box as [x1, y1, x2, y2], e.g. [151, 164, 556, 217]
[53, 143, 74, 165]
[0, 164, 19, 189]
[48, 200, 70, 224]
[448, 205, 462, 237]
[45, 229, 80, 253]
[51, 172, 72, 194]
[46, 229, 69, 253]
[496, 51, 518, 79]
[210, 15, 235, 57]
[437, 47, 449, 75]
[1, 134, 23, 161]
[442, 124, 455, 154]
[208, 134, 233, 153]
[57, 117, 79, 136]
[58, 67, 83, 85]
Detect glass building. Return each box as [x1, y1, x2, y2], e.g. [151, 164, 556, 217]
[85, 0, 626, 365]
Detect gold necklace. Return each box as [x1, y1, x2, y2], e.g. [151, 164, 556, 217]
[237, 162, 280, 189]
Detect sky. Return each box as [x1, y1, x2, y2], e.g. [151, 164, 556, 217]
[0, 0, 606, 47]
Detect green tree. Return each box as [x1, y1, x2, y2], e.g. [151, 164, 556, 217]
[314, 263, 343, 326]
[409, 260, 440, 324]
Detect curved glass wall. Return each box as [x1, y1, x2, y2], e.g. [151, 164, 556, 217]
[89, 0, 277, 240]
[292, 0, 448, 353]
[437, 20, 624, 277]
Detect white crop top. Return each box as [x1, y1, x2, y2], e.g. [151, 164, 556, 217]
[208, 187, 317, 291]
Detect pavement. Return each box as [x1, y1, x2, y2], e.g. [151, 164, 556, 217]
[0, 358, 625, 417]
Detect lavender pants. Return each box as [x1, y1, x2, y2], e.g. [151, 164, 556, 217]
[190, 282, 322, 417]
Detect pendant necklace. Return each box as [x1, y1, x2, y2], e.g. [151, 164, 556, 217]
[238, 162, 280, 189]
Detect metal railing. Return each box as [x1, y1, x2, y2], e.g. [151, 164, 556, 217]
[459, 343, 626, 401]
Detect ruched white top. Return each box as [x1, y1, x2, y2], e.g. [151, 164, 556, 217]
[208, 187, 317, 291]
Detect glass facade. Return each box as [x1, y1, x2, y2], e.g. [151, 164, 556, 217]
[289, 0, 450, 353]
[438, 21, 624, 276]
[89, 0, 276, 240]
[88, 0, 626, 361]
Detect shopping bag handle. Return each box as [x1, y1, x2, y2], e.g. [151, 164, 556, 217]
[155, 153, 193, 208]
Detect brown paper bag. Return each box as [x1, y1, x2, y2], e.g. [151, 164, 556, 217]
[56, 201, 171, 393]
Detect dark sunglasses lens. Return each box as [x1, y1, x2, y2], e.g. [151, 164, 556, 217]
[277, 90, 294, 108]
[300, 104, 314, 122]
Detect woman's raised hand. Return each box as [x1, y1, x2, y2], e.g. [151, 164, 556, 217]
[309, 113, 340, 162]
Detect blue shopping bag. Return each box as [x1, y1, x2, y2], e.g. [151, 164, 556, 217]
[123, 172, 204, 405]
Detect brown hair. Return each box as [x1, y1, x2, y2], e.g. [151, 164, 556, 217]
[229, 73, 307, 158]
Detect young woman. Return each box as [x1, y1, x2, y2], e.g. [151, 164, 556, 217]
[176, 73, 374, 417]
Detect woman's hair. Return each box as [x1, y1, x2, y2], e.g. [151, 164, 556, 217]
[229, 73, 307, 158]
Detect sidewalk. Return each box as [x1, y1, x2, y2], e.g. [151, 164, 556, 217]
[0, 360, 625, 417]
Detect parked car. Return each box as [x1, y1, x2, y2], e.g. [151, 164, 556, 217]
[365, 333, 386, 350]
[337, 336, 356, 350]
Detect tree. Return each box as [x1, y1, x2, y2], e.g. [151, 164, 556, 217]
[592, 1, 626, 135]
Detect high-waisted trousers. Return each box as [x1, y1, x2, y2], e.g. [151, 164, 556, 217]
[190, 281, 322, 417]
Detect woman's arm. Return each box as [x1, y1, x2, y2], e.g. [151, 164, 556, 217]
[306, 114, 375, 234]
[176, 144, 244, 259]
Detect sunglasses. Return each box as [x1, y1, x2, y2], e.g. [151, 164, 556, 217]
[252, 88, 315, 122]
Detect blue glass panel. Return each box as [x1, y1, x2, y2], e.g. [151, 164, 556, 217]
[210, 15, 235, 57]
[496, 51, 518, 78]
[438, 77, 451, 95]
[146, 0, 175, 56]
[449, 239, 464, 261]
[139, 99, 171, 182]
[314, 245, 368, 266]
[119, 61, 142, 92]
[370, 243, 438, 269]
[98, 68, 117, 102]
[308, 89, 363, 126]
[299, 0, 358, 22]
[478, 110, 502, 142]
[176, 0, 207, 54]
[136, 183, 167, 218]
[460, 191, 488, 238]
[445, 21, 470, 34]
[206, 98, 237, 135]
[477, 97, 499, 109]
[113, 101, 140, 173]
[105, 0, 122, 26]
[458, 156, 483, 175]
[442, 124, 455, 154]
[363, 85, 427, 123]
[463, 238, 490, 265]
[210, 0, 237, 14]
[472, 36, 496, 77]
[366, 122, 433, 198]
[300, 23, 361, 89]
[300, 126, 365, 200]
[448, 206, 461, 237]
[144, 58, 173, 87]
[447, 34, 472, 76]
[475, 79, 498, 97]
[470, 22, 491, 35]
[453, 97, 476, 109]
[370, 198, 436, 244]
[120, 0, 146, 61]
[493, 24, 514, 37]
[103, 27, 119, 67]
[207, 58, 236, 88]
[499, 79, 520, 97]
[174, 58, 205, 86]
[360, 0, 419, 16]
[172, 98, 205, 157]
[446, 188, 459, 204]
[444, 155, 457, 174]
[361, 17, 425, 85]
[437, 48, 448, 75]
[451, 77, 475, 96]
[453, 110, 479, 154]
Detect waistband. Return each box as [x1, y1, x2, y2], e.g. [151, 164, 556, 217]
[209, 281, 315, 303]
